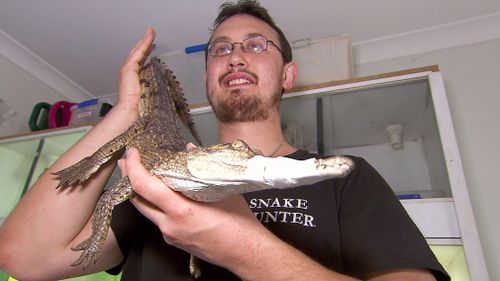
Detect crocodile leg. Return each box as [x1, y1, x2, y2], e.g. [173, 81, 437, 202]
[53, 118, 148, 188]
[71, 174, 203, 278]
[71, 177, 133, 268]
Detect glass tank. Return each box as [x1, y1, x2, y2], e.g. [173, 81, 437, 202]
[0, 138, 39, 221]
[279, 77, 451, 199]
[0, 128, 87, 219]
[0, 126, 123, 281]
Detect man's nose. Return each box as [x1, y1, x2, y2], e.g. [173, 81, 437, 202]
[228, 44, 247, 69]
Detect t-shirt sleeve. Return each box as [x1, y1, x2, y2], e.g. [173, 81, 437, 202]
[337, 157, 450, 280]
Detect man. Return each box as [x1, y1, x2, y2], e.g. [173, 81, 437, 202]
[0, 1, 449, 280]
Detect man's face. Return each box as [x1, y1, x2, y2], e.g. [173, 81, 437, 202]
[205, 14, 295, 123]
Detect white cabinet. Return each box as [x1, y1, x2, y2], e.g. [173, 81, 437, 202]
[187, 66, 488, 280]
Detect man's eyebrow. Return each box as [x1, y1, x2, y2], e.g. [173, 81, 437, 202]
[246, 32, 265, 39]
[210, 36, 231, 43]
[210, 33, 267, 43]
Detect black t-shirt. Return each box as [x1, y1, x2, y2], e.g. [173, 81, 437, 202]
[108, 150, 449, 280]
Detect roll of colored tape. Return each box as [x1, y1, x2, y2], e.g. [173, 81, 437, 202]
[48, 101, 76, 128]
[29, 102, 51, 131]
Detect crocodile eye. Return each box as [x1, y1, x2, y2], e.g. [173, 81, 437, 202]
[231, 139, 249, 150]
[232, 139, 244, 148]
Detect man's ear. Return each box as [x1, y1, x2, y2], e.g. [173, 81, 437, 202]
[282, 62, 298, 91]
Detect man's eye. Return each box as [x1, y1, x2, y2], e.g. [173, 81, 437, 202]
[213, 44, 231, 55]
[245, 41, 265, 53]
[241, 39, 264, 53]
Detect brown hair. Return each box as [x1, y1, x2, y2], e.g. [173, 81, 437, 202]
[206, 0, 292, 63]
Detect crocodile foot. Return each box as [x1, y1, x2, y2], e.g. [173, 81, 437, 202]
[71, 205, 112, 268]
[71, 237, 99, 268]
[53, 156, 103, 188]
[72, 177, 132, 268]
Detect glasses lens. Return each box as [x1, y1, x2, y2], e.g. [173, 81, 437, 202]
[243, 37, 267, 54]
[209, 41, 232, 56]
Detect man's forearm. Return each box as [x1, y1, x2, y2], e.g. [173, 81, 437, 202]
[220, 222, 359, 281]
[0, 107, 133, 274]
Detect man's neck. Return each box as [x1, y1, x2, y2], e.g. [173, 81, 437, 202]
[218, 116, 296, 157]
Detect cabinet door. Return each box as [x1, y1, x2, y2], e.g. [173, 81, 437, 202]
[0, 127, 123, 281]
[0, 127, 90, 223]
[0, 138, 40, 221]
[431, 245, 470, 281]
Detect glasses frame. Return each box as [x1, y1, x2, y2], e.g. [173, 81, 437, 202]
[207, 36, 284, 58]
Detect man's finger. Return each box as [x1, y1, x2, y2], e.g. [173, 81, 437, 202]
[130, 192, 166, 229]
[125, 147, 171, 225]
[131, 27, 156, 66]
[127, 27, 156, 60]
[186, 142, 197, 151]
[125, 147, 183, 210]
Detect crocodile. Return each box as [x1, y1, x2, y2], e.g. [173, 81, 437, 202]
[53, 56, 354, 278]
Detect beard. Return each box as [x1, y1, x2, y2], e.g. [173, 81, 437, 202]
[208, 88, 281, 123]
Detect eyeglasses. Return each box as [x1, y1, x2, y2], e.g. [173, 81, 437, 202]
[208, 36, 284, 58]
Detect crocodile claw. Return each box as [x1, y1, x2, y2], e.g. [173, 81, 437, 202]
[71, 237, 97, 268]
[52, 156, 101, 188]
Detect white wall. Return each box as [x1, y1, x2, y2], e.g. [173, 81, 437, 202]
[355, 38, 500, 281]
[0, 29, 94, 137]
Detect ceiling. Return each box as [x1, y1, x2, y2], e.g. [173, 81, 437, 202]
[1, 0, 499, 100]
